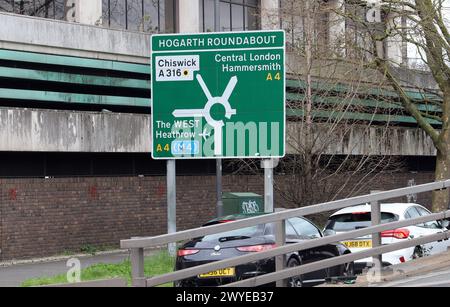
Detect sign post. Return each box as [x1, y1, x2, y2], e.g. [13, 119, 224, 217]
[261, 158, 277, 213]
[151, 31, 286, 160]
[151, 31, 285, 235]
[167, 159, 176, 256]
[216, 159, 224, 217]
[214, 0, 223, 219]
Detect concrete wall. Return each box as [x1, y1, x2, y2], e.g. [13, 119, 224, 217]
[0, 107, 435, 156]
[76, 0, 103, 25]
[0, 12, 150, 63]
[386, 12, 404, 66]
[0, 108, 151, 153]
[328, 0, 346, 55]
[286, 54, 439, 90]
[261, 0, 280, 30]
[392, 66, 440, 91]
[287, 123, 436, 156]
[178, 0, 200, 33]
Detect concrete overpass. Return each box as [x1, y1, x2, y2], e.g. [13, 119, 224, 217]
[0, 107, 436, 156]
[0, 12, 441, 157]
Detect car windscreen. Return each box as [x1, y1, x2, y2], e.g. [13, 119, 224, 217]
[325, 212, 399, 232]
[200, 224, 265, 242]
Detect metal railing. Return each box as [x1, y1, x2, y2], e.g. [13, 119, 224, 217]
[120, 180, 450, 287]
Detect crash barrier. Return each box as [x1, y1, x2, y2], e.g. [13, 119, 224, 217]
[121, 180, 450, 287]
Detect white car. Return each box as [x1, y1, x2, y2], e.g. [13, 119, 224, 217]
[324, 203, 450, 273]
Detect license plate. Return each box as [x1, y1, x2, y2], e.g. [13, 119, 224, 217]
[343, 240, 372, 248]
[199, 268, 235, 278]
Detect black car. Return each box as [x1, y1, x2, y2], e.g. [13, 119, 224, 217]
[175, 213, 353, 287]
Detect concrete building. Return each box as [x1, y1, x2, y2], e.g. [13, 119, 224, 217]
[0, 0, 440, 260]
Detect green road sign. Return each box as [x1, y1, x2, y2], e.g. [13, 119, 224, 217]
[151, 30, 285, 159]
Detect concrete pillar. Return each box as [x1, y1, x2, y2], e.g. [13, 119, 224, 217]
[328, 0, 346, 55]
[261, 0, 280, 30]
[66, 0, 102, 25]
[386, 12, 404, 66]
[78, 0, 102, 25]
[165, 0, 176, 33]
[178, 0, 200, 33]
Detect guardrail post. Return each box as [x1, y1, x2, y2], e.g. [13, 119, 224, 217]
[371, 197, 382, 273]
[131, 248, 145, 287]
[275, 220, 286, 287]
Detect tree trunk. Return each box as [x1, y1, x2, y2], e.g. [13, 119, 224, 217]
[432, 149, 450, 212]
[432, 94, 450, 212]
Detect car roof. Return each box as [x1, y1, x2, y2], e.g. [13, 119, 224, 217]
[204, 213, 267, 225]
[204, 212, 321, 229]
[330, 203, 428, 217]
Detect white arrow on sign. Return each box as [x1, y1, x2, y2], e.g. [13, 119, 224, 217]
[172, 74, 237, 156]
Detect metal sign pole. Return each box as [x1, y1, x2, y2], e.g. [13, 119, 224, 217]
[214, 0, 223, 218]
[262, 159, 274, 213]
[214, 0, 220, 32]
[216, 159, 224, 217]
[167, 160, 176, 256]
[371, 190, 383, 274]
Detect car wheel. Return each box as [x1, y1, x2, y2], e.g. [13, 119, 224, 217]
[343, 261, 355, 277]
[413, 246, 423, 259]
[287, 257, 303, 288]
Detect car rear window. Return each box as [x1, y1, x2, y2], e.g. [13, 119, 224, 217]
[200, 225, 265, 242]
[325, 212, 398, 232]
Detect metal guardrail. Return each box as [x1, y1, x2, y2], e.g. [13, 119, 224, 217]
[120, 180, 450, 287]
[223, 231, 450, 287]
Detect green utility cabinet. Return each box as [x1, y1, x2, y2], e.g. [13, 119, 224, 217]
[222, 192, 264, 215]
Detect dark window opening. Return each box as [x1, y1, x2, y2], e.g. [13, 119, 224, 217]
[200, 0, 260, 32]
[0, 152, 227, 178]
[0, 0, 65, 20]
[102, 0, 175, 33]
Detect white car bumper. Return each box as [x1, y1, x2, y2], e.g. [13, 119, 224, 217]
[352, 247, 415, 269]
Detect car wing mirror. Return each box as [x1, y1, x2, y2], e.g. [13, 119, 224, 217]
[440, 219, 450, 229]
[323, 229, 336, 237]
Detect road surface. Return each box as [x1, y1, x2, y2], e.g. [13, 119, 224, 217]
[0, 252, 130, 287]
[374, 268, 450, 287]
